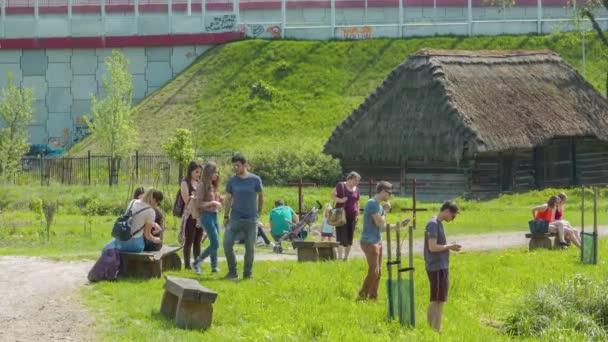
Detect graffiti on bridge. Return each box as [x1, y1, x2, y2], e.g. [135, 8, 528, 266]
[243, 24, 282, 38]
[205, 14, 237, 32]
[340, 26, 373, 40]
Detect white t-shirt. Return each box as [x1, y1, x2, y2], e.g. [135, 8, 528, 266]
[127, 199, 155, 238]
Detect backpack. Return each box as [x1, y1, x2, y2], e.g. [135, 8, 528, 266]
[112, 200, 152, 241]
[87, 248, 121, 282]
[172, 189, 185, 217]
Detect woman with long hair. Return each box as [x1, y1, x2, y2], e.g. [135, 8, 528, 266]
[179, 161, 203, 269]
[531, 195, 569, 248]
[103, 188, 163, 253]
[192, 162, 223, 274]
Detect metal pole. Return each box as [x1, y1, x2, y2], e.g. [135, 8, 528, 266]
[386, 223, 394, 319]
[168, 0, 173, 34]
[101, 0, 106, 37]
[202, 0, 206, 31]
[467, 0, 472, 37]
[34, 0, 39, 37]
[281, 0, 286, 38]
[581, 184, 584, 262]
[364, 0, 368, 24]
[0, 0, 4, 38]
[88, 150, 91, 185]
[40, 155, 43, 187]
[298, 179, 303, 216]
[399, 0, 404, 38]
[135, 150, 139, 182]
[537, 0, 542, 35]
[187, 0, 192, 16]
[331, 0, 336, 38]
[233, 0, 239, 28]
[593, 187, 598, 264]
[134, 0, 139, 35]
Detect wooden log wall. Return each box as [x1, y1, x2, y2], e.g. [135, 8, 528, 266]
[575, 138, 608, 186]
[342, 160, 466, 202]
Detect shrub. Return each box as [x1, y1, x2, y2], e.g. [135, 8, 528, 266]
[249, 80, 277, 101]
[502, 274, 608, 339]
[248, 147, 341, 186]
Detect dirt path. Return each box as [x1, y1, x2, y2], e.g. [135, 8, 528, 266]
[2, 225, 607, 341]
[0, 257, 94, 342]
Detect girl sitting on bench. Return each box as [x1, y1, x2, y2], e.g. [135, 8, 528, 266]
[531, 196, 568, 249]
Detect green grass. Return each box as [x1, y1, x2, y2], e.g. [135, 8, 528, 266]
[1, 184, 607, 259]
[71, 32, 608, 155]
[82, 238, 608, 341]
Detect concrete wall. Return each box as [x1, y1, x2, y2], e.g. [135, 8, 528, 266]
[0, 45, 213, 147]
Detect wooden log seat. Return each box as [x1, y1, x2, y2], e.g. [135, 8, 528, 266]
[525, 233, 557, 251]
[119, 245, 182, 278]
[160, 276, 218, 330]
[291, 241, 339, 262]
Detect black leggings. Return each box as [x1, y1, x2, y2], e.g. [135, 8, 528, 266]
[183, 217, 203, 267]
[336, 216, 358, 247]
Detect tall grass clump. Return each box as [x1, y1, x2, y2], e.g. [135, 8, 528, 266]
[502, 273, 608, 339]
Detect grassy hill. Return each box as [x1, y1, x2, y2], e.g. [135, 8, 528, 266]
[72, 33, 608, 155]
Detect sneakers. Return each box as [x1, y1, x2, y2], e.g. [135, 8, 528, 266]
[223, 272, 239, 281]
[211, 267, 220, 273]
[243, 274, 253, 280]
[559, 242, 569, 249]
[192, 260, 201, 274]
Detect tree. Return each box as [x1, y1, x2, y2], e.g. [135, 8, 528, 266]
[87, 50, 136, 185]
[581, 0, 608, 96]
[162, 128, 195, 180]
[0, 72, 34, 182]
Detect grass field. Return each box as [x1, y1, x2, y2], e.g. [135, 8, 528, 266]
[71, 32, 608, 156]
[82, 238, 608, 341]
[1, 184, 607, 259]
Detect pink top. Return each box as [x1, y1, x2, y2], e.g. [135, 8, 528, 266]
[555, 209, 563, 221]
[335, 182, 360, 218]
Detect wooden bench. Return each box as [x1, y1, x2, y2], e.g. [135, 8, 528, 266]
[525, 233, 558, 251]
[160, 276, 218, 330]
[120, 245, 182, 278]
[292, 241, 339, 262]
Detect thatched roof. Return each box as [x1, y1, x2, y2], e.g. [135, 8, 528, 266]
[324, 49, 608, 162]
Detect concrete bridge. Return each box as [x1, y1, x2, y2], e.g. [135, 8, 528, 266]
[0, 0, 606, 146]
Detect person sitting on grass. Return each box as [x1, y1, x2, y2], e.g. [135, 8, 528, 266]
[269, 199, 299, 242]
[531, 196, 570, 249]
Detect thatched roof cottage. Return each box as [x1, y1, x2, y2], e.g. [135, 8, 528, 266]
[324, 49, 608, 200]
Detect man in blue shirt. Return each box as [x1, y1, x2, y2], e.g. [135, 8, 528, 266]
[269, 199, 299, 241]
[223, 154, 264, 280]
[424, 201, 461, 332]
[358, 181, 393, 300]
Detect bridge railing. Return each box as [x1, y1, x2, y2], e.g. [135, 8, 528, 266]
[0, 0, 607, 38]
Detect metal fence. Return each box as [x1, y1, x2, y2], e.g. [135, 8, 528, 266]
[15, 151, 234, 186]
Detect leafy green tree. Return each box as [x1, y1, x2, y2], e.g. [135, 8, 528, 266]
[162, 128, 195, 180]
[0, 72, 34, 182]
[87, 50, 136, 185]
[581, 0, 608, 96]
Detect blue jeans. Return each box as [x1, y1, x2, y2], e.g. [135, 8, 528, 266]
[103, 235, 144, 253]
[197, 212, 220, 268]
[223, 218, 257, 277]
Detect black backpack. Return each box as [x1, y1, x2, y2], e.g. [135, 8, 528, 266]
[112, 201, 152, 241]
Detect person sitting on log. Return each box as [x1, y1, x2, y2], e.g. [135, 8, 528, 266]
[531, 196, 570, 249]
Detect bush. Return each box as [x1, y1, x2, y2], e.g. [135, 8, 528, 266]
[249, 80, 277, 101]
[248, 147, 341, 186]
[502, 274, 608, 339]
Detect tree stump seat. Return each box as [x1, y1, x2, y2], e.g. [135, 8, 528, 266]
[291, 241, 339, 262]
[160, 276, 218, 330]
[525, 233, 557, 251]
[119, 245, 182, 278]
